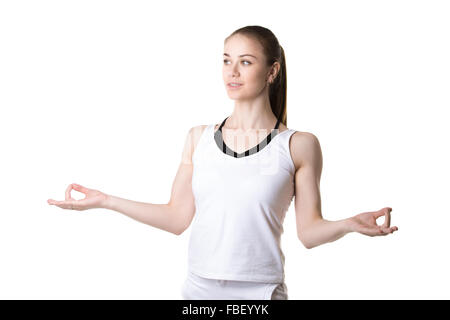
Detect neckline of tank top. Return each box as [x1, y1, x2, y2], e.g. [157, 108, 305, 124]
[213, 116, 290, 158]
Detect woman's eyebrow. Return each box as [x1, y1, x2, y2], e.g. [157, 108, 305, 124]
[223, 53, 257, 59]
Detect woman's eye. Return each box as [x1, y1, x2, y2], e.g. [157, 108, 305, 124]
[223, 60, 251, 65]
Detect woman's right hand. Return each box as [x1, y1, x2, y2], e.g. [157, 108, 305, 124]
[47, 183, 109, 211]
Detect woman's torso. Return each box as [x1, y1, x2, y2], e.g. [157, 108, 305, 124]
[187, 120, 298, 283]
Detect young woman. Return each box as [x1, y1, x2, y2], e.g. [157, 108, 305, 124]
[48, 25, 398, 300]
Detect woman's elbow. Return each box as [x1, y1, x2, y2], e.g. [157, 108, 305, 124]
[298, 234, 313, 249]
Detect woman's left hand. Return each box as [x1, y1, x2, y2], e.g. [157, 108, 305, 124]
[348, 207, 398, 237]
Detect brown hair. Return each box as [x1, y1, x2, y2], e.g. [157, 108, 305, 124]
[225, 25, 287, 126]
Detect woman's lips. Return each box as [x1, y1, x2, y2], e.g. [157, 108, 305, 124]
[227, 83, 243, 89]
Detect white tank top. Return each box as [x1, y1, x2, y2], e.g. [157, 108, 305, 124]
[188, 121, 297, 283]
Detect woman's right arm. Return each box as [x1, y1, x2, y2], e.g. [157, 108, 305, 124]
[102, 194, 181, 235]
[48, 125, 206, 236]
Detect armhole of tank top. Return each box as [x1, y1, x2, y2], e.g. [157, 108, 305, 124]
[285, 130, 297, 173]
[191, 124, 210, 163]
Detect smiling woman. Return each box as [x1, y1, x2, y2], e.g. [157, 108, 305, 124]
[221, 30, 286, 123]
[176, 25, 297, 300]
[47, 24, 397, 301]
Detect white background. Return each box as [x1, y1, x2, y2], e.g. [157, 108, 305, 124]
[1, 0, 449, 299]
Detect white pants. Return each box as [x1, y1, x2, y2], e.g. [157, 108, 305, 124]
[181, 270, 288, 300]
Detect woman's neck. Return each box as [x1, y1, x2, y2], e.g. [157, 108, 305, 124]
[226, 104, 277, 132]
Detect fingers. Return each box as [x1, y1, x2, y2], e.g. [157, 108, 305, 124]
[65, 184, 75, 201]
[373, 207, 392, 229]
[364, 226, 386, 237]
[382, 207, 392, 228]
[358, 224, 398, 237]
[71, 183, 89, 195]
[47, 199, 76, 210]
[48, 183, 89, 210]
[379, 225, 398, 236]
[373, 207, 391, 218]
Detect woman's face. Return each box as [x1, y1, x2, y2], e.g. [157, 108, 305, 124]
[222, 35, 275, 100]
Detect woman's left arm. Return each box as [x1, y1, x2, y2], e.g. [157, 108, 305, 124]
[291, 132, 398, 250]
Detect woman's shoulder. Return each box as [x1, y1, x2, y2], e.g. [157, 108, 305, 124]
[188, 124, 210, 145]
[191, 124, 212, 142]
[180, 124, 210, 165]
[288, 129, 322, 171]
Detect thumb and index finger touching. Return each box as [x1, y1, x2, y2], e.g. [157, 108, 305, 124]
[48, 183, 89, 207]
[373, 207, 399, 233]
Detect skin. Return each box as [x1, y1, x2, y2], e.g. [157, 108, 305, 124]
[48, 34, 398, 246]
